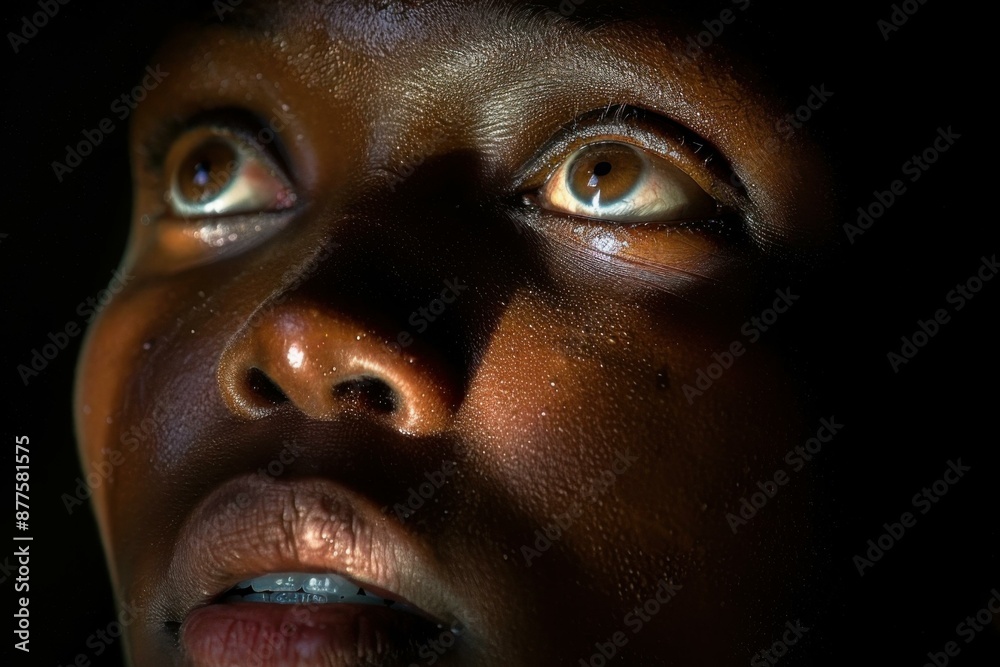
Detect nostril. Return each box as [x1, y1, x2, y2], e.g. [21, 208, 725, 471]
[332, 376, 398, 415]
[217, 305, 455, 432]
[245, 367, 288, 406]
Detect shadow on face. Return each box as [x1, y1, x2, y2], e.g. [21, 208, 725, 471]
[74, 1, 840, 665]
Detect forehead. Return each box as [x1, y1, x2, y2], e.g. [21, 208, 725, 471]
[162, 0, 759, 135]
[197, 0, 744, 83]
[201, 0, 672, 70]
[219, 0, 702, 39]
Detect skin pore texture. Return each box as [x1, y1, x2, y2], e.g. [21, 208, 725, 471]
[74, 1, 837, 664]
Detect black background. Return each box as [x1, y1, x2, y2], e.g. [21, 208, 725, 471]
[2, 1, 995, 665]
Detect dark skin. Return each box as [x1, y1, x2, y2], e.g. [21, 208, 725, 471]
[75, 1, 836, 664]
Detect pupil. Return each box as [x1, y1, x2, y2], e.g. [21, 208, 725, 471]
[176, 139, 238, 205]
[193, 161, 211, 187]
[568, 143, 643, 205]
[587, 161, 613, 188]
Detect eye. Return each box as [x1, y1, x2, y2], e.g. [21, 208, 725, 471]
[138, 123, 301, 270]
[536, 141, 717, 223]
[165, 127, 296, 219]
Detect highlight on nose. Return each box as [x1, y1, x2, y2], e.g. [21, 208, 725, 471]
[217, 303, 457, 435]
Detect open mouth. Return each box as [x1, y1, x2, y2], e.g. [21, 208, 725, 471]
[163, 476, 466, 667]
[184, 571, 447, 666]
[221, 571, 416, 609]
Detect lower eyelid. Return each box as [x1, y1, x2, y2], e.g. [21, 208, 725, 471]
[185, 218, 287, 249]
[534, 213, 749, 297]
[135, 213, 295, 275]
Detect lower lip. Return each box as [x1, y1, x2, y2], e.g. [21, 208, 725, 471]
[181, 602, 436, 666]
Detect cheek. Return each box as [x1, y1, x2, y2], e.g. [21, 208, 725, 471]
[455, 289, 806, 572]
[74, 289, 157, 559]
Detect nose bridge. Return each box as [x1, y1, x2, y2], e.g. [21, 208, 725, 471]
[218, 298, 459, 436]
[213, 131, 537, 437]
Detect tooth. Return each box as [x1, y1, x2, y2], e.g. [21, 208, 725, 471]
[272, 573, 303, 590]
[232, 572, 400, 607]
[249, 572, 302, 592]
[303, 573, 353, 595]
[271, 591, 329, 604]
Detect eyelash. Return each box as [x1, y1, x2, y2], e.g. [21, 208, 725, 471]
[146, 105, 734, 202]
[129, 114, 302, 271]
[139, 106, 747, 273]
[166, 127, 296, 219]
[141, 109, 293, 176]
[513, 105, 740, 199]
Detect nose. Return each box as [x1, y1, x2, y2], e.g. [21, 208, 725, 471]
[217, 301, 457, 436]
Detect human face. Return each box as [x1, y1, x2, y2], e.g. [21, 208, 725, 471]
[74, 1, 835, 664]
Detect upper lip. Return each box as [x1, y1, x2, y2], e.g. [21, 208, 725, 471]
[160, 474, 461, 627]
